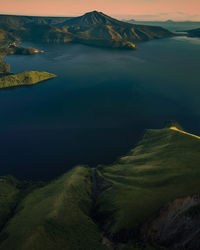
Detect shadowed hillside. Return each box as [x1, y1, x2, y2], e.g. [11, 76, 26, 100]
[96, 122, 200, 249]
[0, 11, 174, 79]
[0, 11, 173, 50]
[57, 11, 173, 49]
[187, 27, 200, 37]
[0, 123, 199, 249]
[0, 166, 107, 250]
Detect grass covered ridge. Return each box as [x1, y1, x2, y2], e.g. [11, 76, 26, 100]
[0, 125, 199, 249]
[0, 177, 20, 230]
[0, 166, 106, 250]
[97, 127, 200, 237]
[0, 71, 56, 89]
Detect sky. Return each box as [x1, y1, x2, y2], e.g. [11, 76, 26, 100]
[0, 0, 200, 21]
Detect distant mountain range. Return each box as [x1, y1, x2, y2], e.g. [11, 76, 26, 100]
[0, 11, 174, 77]
[187, 27, 200, 37]
[124, 19, 200, 32]
[0, 11, 173, 50]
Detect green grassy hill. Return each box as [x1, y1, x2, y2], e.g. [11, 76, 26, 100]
[0, 71, 56, 89]
[0, 166, 107, 250]
[97, 125, 200, 245]
[0, 124, 200, 249]
[0, 177, 21, 230]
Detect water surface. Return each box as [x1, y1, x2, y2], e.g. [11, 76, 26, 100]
[2, 36, 200, 180]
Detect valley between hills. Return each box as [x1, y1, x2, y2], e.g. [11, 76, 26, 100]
[0, 121, 200, 250]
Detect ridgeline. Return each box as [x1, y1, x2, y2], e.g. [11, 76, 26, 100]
[0, 123, 200, 249]
[0, 11, 174, 50]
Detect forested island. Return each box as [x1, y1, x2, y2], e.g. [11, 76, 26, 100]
[0, 71, 56, 88]
[0, 38, 55, 88]
[0, 43, 44, 74]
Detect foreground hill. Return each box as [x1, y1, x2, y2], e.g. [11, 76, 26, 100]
[0, 167, 106, 250]
[0, 122, 200, 249]
[97, 122, 200, 249]
[0, 71, 56, 89]
[0, 11, 173, 50]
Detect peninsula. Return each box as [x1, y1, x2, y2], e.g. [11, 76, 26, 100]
[0, 37, 56, 88]
[0, 43, 44, 75]
[0, 121, 199, 249]
[0, 71, 56, 89]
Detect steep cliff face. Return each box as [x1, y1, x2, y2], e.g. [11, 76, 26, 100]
[141, 195, 200, 249]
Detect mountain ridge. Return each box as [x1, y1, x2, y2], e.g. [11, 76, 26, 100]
[0, 11, 174, 50]
[59, 10, 125, 26]
[187, 27, 200, 37]
[0, 124, 200, 249]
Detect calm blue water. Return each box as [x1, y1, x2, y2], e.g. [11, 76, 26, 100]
[2, 36, 200, 180]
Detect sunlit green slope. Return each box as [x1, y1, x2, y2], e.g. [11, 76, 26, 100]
[0, 71, 56, 89]
[97, 124, 200, 239]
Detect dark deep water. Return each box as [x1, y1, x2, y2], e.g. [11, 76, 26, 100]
[2, 35, 200, 180]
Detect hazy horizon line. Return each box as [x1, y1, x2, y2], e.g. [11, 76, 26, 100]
[0, 11, 200, 22]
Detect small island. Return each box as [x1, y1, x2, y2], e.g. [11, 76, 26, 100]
[0, 43, 56, 89]
[0, 44, 45, 76]
[0, 71, 56, 89]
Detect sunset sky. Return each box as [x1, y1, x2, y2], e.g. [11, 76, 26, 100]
[0, 0, 200, 21]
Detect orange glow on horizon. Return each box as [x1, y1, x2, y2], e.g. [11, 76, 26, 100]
[0, 0, 200, 21]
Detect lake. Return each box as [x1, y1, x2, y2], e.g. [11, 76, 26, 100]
[2, 35, 200, 180]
